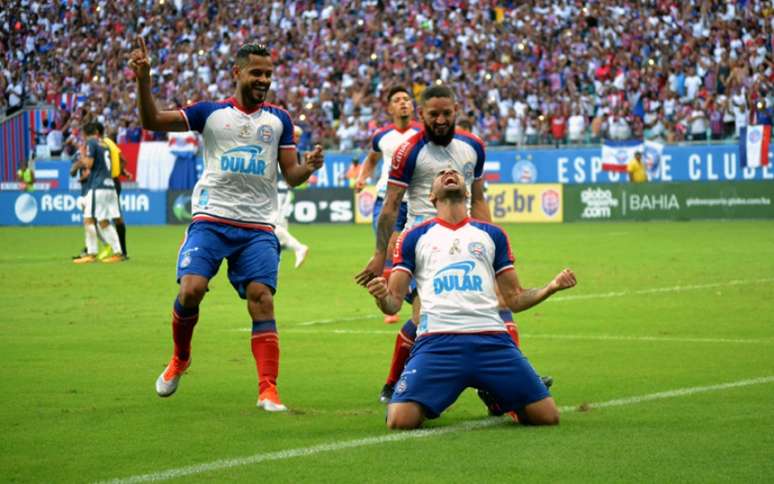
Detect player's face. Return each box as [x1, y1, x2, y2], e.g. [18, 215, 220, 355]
[431, 168, 467, 201]
[420, 96, 457, 146]
[387, 91, 414, 120]
[235, 55, 273, 106]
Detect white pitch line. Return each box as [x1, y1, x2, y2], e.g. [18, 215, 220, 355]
[100, 376, 774, 484]
[551, 277, 774, 302]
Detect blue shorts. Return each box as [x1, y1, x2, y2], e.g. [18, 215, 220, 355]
[390, 333, 550, 419]
[372, 196, 408, 234]
[177, 221, 280, 298]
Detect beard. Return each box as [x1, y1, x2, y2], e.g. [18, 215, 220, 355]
[241, 82, 269, 107]
[424, 120, 456, 146]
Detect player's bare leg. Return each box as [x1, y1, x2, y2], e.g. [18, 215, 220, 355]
[156, 275, 206, 397]
[386, 402, 425, 430]
[247, 281, 287, 412]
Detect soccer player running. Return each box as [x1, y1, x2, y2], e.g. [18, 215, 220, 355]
[72, 122, 125, 264]
[367, 168, 576, 429]
[354, 86, 421, 324]
[128, 36, 323, 411]
[356, 84, 528, 404]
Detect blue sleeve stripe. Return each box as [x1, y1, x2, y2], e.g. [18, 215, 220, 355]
[389, 134, 425, 185]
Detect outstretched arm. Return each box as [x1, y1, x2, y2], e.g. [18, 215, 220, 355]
[367, 270, 411, 315]
[128, 35, 188, 132]
[355, 182, 406, 286]
[496, 268, 577, 313]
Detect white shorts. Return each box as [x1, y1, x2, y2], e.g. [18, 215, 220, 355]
[83, 188, 121, 221]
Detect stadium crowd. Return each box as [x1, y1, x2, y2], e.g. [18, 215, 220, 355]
[1, 0, 773, 151]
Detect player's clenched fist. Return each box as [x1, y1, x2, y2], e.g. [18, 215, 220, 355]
[366, 276, 389, 299]
[549, 268, 577, 292]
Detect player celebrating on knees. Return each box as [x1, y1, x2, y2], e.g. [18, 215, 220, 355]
[356, 84, 534, 404]
[367, 169, 576, 429]
[354, 86, 421, 324]
[128, 36, 323, 411]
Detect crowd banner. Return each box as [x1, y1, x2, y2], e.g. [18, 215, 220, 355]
[0, 189, 167, 226]
[485, 184, 563, 223]
[564, 181, 774, 222]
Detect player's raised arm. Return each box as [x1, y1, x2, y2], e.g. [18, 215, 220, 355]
[128, 35, 187, 132]
[280, 144, 324, 187]
[496, 268, 577, 313]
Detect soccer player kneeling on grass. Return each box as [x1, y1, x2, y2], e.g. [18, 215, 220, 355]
[366, 168, 577, 429]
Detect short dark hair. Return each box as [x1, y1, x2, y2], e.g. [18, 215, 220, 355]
[94, 122, 105, 136]
[83, 122, 100, 135]
[386, 85, 410, 103]
[236, 43, 271, 66]
[421, 84, 455, 104]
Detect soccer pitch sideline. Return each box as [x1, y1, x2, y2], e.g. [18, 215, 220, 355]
[1, 221, 772, 483]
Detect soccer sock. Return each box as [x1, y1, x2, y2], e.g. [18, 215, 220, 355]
[115, 222, 127, 255]
[101, 224, 123, 254]
[284, 231, 304, 252]
[85, 224, 98, 254]
[499, 309, 520, 349]
[172, 297, 199, 361]
[385, 319, 416, 386]
[251, 320, 280, 396]
[274, 225, 290, 247]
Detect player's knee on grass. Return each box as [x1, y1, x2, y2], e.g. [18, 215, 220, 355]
[179, 275, 208, 307]
[386, 402, 425, 430]
[521, 397, 560, 426]
[246, 282, 274, 320]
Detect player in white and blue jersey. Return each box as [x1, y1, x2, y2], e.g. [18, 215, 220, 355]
[355, 86, 421, 324]
[357, 84, 522, 403]
[367, 169, 576, 429]
[129, 36, 323, 411]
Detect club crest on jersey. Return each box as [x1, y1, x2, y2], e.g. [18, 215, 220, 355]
[220, 145, 267, 175]
[468, 241, 487, 260]
[433, 260, 483, 295]
[258, 125, 274, 143]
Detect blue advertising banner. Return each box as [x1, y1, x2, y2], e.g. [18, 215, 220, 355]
[0, 190, 167, 226]
[483, 144, 774, 184]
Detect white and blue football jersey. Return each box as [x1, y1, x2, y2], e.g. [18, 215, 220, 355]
[180, 98, 294, 229]
[370, 121, 421, 198]
[388, 129, 485, 228]
[393, 217, 514, 337]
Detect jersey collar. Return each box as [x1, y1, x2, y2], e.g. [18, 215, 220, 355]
[433, 216, 470, 231]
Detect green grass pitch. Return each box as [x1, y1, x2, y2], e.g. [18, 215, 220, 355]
[1, 221, 773, 482]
